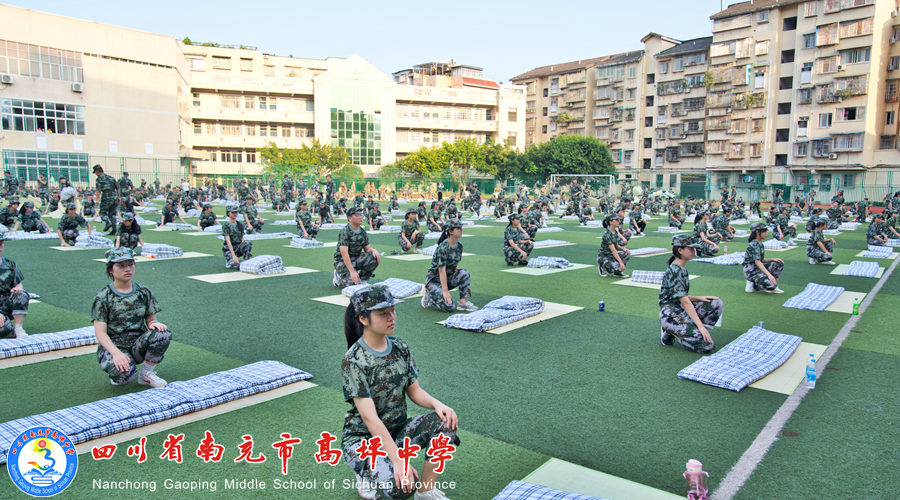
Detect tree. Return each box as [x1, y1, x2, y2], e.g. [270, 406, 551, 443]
[182, 37, 193, 45]
[524, 135, 614, 180]
[444, 138, 488, 182]
[258, 139, 351, 177]
[394, 147, 450, 178]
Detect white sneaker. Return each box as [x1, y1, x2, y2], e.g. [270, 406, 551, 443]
[456, 301, 478, 312]
[745, 280, 755, 293]
[766, 287, 785, 294]
[109, 378, 129, 386]
[13, 325, 28, 338]
[598, 268, 608, 277]
[823, 260, 837, 266]
[332, 270, 341, 287]
[809, 258, 817, 265]
[137, 370, 167, 388]
[414, 488, 449, 500]
[355, 474, 376, 500]
[788, 238, 797, 246]
[414, 249, 423, 254]
[421, 293, 431, 309]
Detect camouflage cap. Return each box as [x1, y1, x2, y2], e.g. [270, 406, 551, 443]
[672, 234, 702, 248]
[23, 201, 34, 209]
[244, 195, 253, 200]
[346, 207, 363, 217]
[226, 203, 240, 213]
[350, 284, 403, 315]
[873, 212, 884, 219]
[606, 214, 623, 222]
[298, 199, 308, 206]
[750, 222, 768, 232]
[122, 171, 129, 176]
[7, 197, 19, 205]
[121, 212, 135, 221]
[445, 218, 463, 230]
[92, 164, 103, 172]
[105, 247, 134, 263]
[405, 208, 417, 216]
[65, 203, 76, 211]
[508, 213, 521, 221]
[202, 202, 212, 209]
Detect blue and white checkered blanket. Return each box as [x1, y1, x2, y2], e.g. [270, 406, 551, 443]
[585, 220, 603, 227]
[443, 296, 544, 332]
[560, 215, 580, 221]
[629, 247, 668, 256]
[0, 360, 312, 464]
[844, 260, 879, 278]
[693, 252, 746, 265]
[764, 239, 790, 249]
[425, 231, 443, 239]
[536, 227, 564, 233]
[796, 233, 811, 240]
[0, 326, 95, 359]
[202, 225, 222, 233]
[320, 223, 346, 229]
[3, 231, 57, 240]
[136, 206, 158, 213]
[824, 229, 841, 235]
[730, 219, 750, 225]
[75, 234, 114, 248]
[631, 270, 664, 284]
[390, 210, 406, 216]
[275, 211, 294, 216]
[239, 255, 285, 275]
[677, 326, 803, 392]
[141, 243, 183, 258]
[421, 244, 439, 256]
[862, 245, 893, 258]
[887, 238, 900, 247]
[657, 226, 680, 233]
[734, 229, 749, 237]
[274, 219, 295, 225]
[532, 240, 570, 248]
[342, 278, 423, 299]
[289, 237, 324, 248]
[216, 232, 295, 241]
[527, 256, 570, 269]
[493, 481, 609, 500]
[375, 225, 402, 233]
[165, 222, 193, 230]
[790, 215, 805, 222]
[783, 283, 844, 311]
[839, 222, 861, 230]
[134, 215, 150, 225]
[184, 209, 201, 218]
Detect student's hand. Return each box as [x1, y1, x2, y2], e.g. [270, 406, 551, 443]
[697, 296, 719, 302]
[433, 401, 458, 430]
[371, 249, 381, 263]
[698, 325, 713, 344]
[350, 271, 360, 285]
[10, 283, 24, 292]
[393, 460, 419, 494]
[111, 349, 131, 373]
[767, 274, 777, 286]
[519, 250, 528, 259]
[149, 321, 167, 331]
[442, 290, 452, 305]
[232, 252, 240, 263]
[773, 258, 784, 264]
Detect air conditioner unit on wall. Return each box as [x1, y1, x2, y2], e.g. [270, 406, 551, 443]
[828, 153, 838, 160]
[71, 82, 84, 93]
[837, 64, 845, 71]
[0, 74, 13, 85]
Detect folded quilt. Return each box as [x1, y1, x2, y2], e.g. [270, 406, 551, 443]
[216, 232, 295, 241]
[733, 229, 749, 237]
[275, 211, 294, 216]
[0, 361, 312, 464]
[75, 234, 114, 248]
[796, 232, 811, 240]
[862, 245, 893, 258]
[823, 229, 841, 235]
[790, 215, 805, 222]
[844, 260, 879, 278]
[202, 225, 222, 232]
[165, 222, 193, 230]
[585, 220, 603, 227]
[536, 227, 564, 233]
[421, 244, 439, 256]
[532, 239, 570, 248]
[677, 326, 802, 392]
[289, 237, 324, 248]
[730, 219, 750, 225]
[274, 219, 295, 225]
[692, 252, 746, 265]
[3, 231, 57, 240]
[839, 222, 861, 230]
[184, 209, 201, 218]
[493, 480, 609, 500]
[424, 231, 443, 239]
[239, 255, 285, 275]
[134, 215, 149, 225]
[560, 215, 580, 221]
[748, 214, 761, 221]
[631, 270, 665, 284]
[0, 326, 95, 359]
[527, 256, 570, 269]
[390, 210, 406, 216]
[625, 248, 668, 259]
[764, 239, 790, 249]
[657, 226, 680, 233]
[375, 225, 402, 233]
[140, 243, 183, 258]
[887, 238, 900, 247]
[136, 207, 158, 213]
[443, 296, 544, 332]
[321, 223, 346, 229]
[342, 278, 423, 299]
[783, 283, 844, 311]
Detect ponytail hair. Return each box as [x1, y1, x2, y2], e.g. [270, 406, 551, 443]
[748, 227, 766, 242]
[437, 227, 450, 245]
[694, 213, 703, 224]
[667, 246, 683, 266]
[344, 305, 369, 349]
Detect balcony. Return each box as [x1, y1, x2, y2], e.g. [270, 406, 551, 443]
[190, 73, 314, 94]
[192, 160, 264, 176]
[394, 115, 497, 132]
[192, 107, 314, 124]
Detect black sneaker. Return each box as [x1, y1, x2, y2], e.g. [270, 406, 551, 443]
[661, 329, 675, 346]
[598, 268, 608, 277]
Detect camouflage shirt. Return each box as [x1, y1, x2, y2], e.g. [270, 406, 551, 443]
[416, 207, 427, 221]
[743, 240, 765, 265]
[428, 209, 443, 223]
[598, 229, 618, 257]
[199, 212, 217, 227]
[342, 336, 417, 444]
[400, 219, 419, 239]
[807, 229, 824, 248]
[91, 283, 160, 348]
[17, 211, 43, 227]
[161, 206, 179, 223]
[58, 213, 88, 231]
[240, 204, 258, 219]
[81, 199, 96, 215]
[826, 207, 843, 220]
[117, 222, 142, 235]
[237, 185, 250, 199]
[775, 214, 792, 230]
[693, 221, 710, 238]
[659, 262, 690, 306]
[95, 173, 118, 195]
[221, 220, 245, 247]
[0, 257, 23, 293]
[296, 210, 313, 228]
[427, 239, 463, 276]
[0, 207, 16, 227]
[867, 221, 885, 238]
[324, 180, 334, 196]
[335, 225, 370, 258]
[504, 225, 528, 248]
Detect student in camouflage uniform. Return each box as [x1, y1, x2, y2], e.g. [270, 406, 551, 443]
[12, 202, 49, 233]
[92, 247, 170, 388]
[0, 232, 31, 338]
[115, 212, 144, 249]
[118, 172, 134, 198]
[416, 201, 427, 222]
[421, 219, 477, 312]
[368, 203, 385, 231]
[82, 191, 97, 220]
[630, 203, 647, 236]
[597, 215, 630, 277]
[503, 213, 533, 266]
[866, 212, 888, 246]
[886, 209, 900, 239]
[222, 203, 252, 269]
[333, 207, 380, 287]
[3, 170, 19, 196]
[426, 201, 444, 232]
[282, 175, 295, 204]
[158, 199, 186, 227]
[743, 222, 785, 294]
[92, 165, 120, 234]
[295, 200, 319, 240]
[197, 202, 218, 231]
[236, 180, 251, 201]
[57, 204, 92, 246]
[807, 218, 837, 265]
[711, 207, 735, 241]
[240, 195, 265, 233]
[668, 202, 684, 228]
[389, 191, 400, 211]
[399, 209, 424, 253]
[522, 205, 541, 239]
[341, 285, 459, 500]
[659, 234, 723, 353]
[825, 200, 848, 229]
[0, 197, 20, 229]
[773, 207, 797, 244]
[692, 211, 720, 257]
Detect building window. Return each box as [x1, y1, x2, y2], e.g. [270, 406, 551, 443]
[647, 73, 655, 84]
[1, 98, 86, 135]
[798, 118, 808, 137]
[644, 138, 652, 148]
[832, 133, 863, 151]
[839, 17, 874, 38]
[777, 103, 792, 115]
[543, 88, 548, 97]
[240, 58, 253, 71]
[750, 143, 763, 157]
[542, 125, 547, 133]
[264, 65, 275, 77]
[798, 88, 813, 104]
[754, 70, 766, 89]
[800, 62, 813, 84]
[887, 111, 896, 126]
[802, 33, 816, 49]
[841, 47, 871, 65]
[880, 135, 896, 149]
[623, 150, 633, 167]
[812, 139, 830, 157]
[818, 113, 833, 128]
[193, 123, 201, 134]
[645, 116, 653, 127]
[783, 17, 797, 31]
[211, 56, 231, 70]
[776, 129, 790, 142]
[542, 107, 548, 117]
[192, 93, 201, 107]
[0, 40, 84, 83]
[804, 1, 817, 16]
[757, 10, 770, 23]
[839, 107, 864, 121]
[779, 77, 793, 90]
[660, 62, 668, 74]
[1, 150, 89, 183]
[756, 40, 770, 56]
[646, 96, 654, 107]
[643, 158, 652, 169]
[775, 154, 788, 166]
[889, 57, 900, 71]
[817, 23, 838, 46]
[781, 50, 795, 63]
[795, 142, 808, 156]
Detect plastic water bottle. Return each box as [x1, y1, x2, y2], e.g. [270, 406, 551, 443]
[805, 354, 816, 389]
[724, 244, 728, 254]
[852, 297, 860, 315]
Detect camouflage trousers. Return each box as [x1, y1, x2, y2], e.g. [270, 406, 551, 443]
[659, 299, 723, 353]
[668, 218, 683, 228]
[697, 240, 719, 257]
[223, 241, 253, 269]
[866, 235, 886, 246]
[398, 232, 424, 252]
[504, 241, 533, 265]
[0, 291, 29, 338]
[423, 268, 471, 312]
[631, 220, 647, 234]
[524, 226, 538, 239]
[342, 412, 459, 500]
[597, 250, 630, 274]
[20, 220, 47, 233]
[371, 218, 385, 231]
[774, 227, 797, 240]
[716, 230, 734, 242]
[297, 224, 319, 239]
[118, 233, 140, 249]
[426, 221, 442, 232]
[334, 252, 379, 287]
[743, 261, 784, 291]
[807, 240, 834, 263]
[247, 219, 265, 234]
[97, 329, 172, 384]
[99, 196, 118, 231]
[826, 219, 840, 230]
[61, 229, 80, 245]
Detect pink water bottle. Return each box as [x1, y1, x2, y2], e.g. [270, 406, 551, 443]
[684, 459, 709, 500]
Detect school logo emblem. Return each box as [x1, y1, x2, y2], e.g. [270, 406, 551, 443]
[7, 426, 78, 497]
